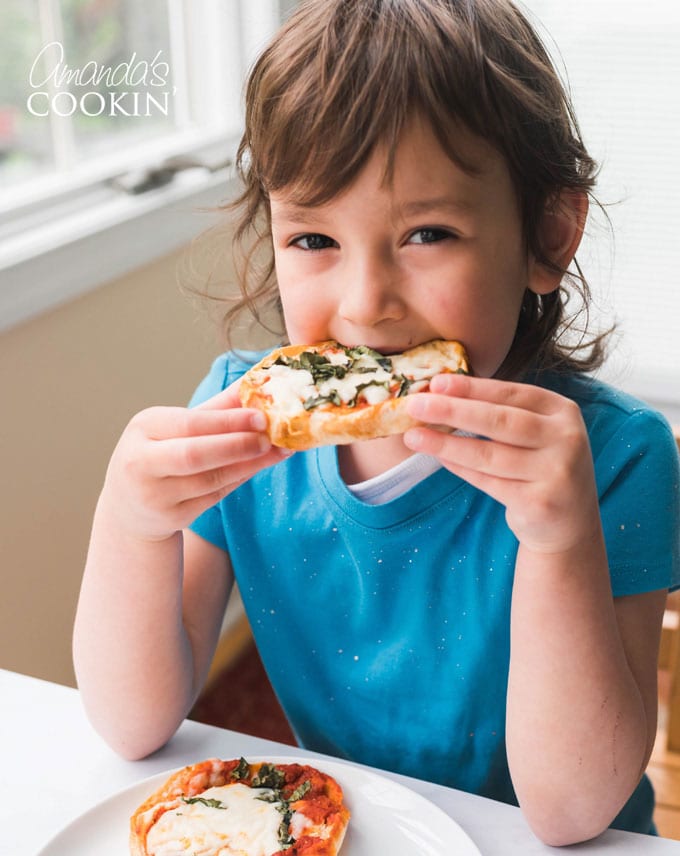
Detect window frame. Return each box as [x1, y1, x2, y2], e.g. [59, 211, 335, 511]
[0, 0, 284, 332]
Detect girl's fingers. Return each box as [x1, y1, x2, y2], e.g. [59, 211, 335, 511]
[406, 374, 571, 449]
[430, 373, 562, 414]
[404, 374, 586, 480]
[406, 391, 544, 450]
[425, 455, 515, 506]
[404, 427, 535, 482]
[146, 430, 273, 477]
[133, 405, 266, 441]
[173, 447, 289, 502]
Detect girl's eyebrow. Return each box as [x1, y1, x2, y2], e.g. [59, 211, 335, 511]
[270, 204, 323, 225]
[272, 197, 474, 225]
[396, 196, 475, 217]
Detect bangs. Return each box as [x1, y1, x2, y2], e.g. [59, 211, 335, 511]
[241, 0, 496, 206]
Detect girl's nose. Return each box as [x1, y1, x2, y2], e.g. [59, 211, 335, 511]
[337, 254, 405, 328]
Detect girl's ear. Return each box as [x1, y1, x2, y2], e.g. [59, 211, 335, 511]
[528, 191, 589, 295]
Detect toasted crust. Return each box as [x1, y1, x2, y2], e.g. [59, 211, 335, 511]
[130, 757, 350, 856]
[239, 339, 469, 450]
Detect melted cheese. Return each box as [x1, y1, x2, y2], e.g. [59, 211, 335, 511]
[145, 784, 285, 856]
[258, 347, 456, 415]
[261, 364, 316, 414]
[316, 365, 392, 404]
[391, 349, 455, 380]
[290, 810, 319, 840]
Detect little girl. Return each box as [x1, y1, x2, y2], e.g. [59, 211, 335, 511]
[73, 0, 680, 845]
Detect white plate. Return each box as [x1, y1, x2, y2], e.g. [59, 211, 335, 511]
[37, 755, 481, 855]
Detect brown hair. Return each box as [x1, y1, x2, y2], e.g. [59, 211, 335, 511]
[223, 0, 609, 376]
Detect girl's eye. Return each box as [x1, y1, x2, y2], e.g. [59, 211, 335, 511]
[408, 228, 454, 245]
[292, 233, 338, 251]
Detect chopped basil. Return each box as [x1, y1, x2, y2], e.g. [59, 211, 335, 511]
[396, 374, 412, 396]
[254, 777, 298, 849]
[288, 780, 312, 802]
[275, 345, 393, 385]
[276, 345, 401, 412]
[278, 810, 295, 849]
[275, 778, 311, 848]
[192, 759, 312, 852]
[299, 352, 324, 369]
[274, 352, 347, 385]
[251, 763, 286, 789]
[231, 757, 250, 780]
[343, 345, 392, 371]
[254, 790, 281, 803]
[347, 379, 390, 407]
[300, 351, 344, 379]
[181, 796, 227, 810]
[303, 391, 342, 410]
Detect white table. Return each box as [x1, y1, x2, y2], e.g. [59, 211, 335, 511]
[2, 668, 678, 855]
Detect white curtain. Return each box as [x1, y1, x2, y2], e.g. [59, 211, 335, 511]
[522, 0, 680, 417]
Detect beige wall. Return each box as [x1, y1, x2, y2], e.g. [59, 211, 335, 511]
[0, 247, 238, 686]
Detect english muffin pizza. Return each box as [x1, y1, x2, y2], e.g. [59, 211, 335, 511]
[239, 339, 469, 450]
[129, 757, 350, 856]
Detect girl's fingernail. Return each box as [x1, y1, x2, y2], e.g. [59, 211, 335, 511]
[251, 411, 267, 431]
[404, 428, 425, 450]
[430, 374, 450, 393]
[406, 396, 427, 419]
[258, 434, 272, 453]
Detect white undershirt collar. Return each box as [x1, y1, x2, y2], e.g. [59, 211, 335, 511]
[346, 452, 442, 505]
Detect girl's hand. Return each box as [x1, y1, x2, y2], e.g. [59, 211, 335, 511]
[101, 383, 286, 542]
[403, 373, 599, 554]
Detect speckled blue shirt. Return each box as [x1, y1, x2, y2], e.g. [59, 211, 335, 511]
[189, 351, 680, 835]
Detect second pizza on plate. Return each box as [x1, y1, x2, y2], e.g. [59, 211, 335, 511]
[129, 756, 350, 855]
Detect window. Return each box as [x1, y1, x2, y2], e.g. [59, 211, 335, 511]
[0, 0, 279, 202]
[523, 0, 680, 414]
[1, 0, 177, 191]
[0, 1, 282, 330]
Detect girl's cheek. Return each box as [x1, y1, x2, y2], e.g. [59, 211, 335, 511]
[281, 299, 327, 343]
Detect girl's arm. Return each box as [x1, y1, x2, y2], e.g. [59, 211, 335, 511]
[507, 543, 665, 845]
[404, 373, 666, 846]
[73, 385, 287, 760]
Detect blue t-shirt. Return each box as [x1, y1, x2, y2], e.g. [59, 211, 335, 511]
[189, 351, 680, 834]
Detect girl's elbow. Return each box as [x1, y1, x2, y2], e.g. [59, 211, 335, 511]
[113, 739, 165, 762]
[94, 719, 173, 761]
[524, 802, 619, 847]
[531, 821, 607, 848]
[78, 691, 176, 761]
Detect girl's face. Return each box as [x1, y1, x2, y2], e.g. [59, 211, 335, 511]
[269, 119, 548, 378]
